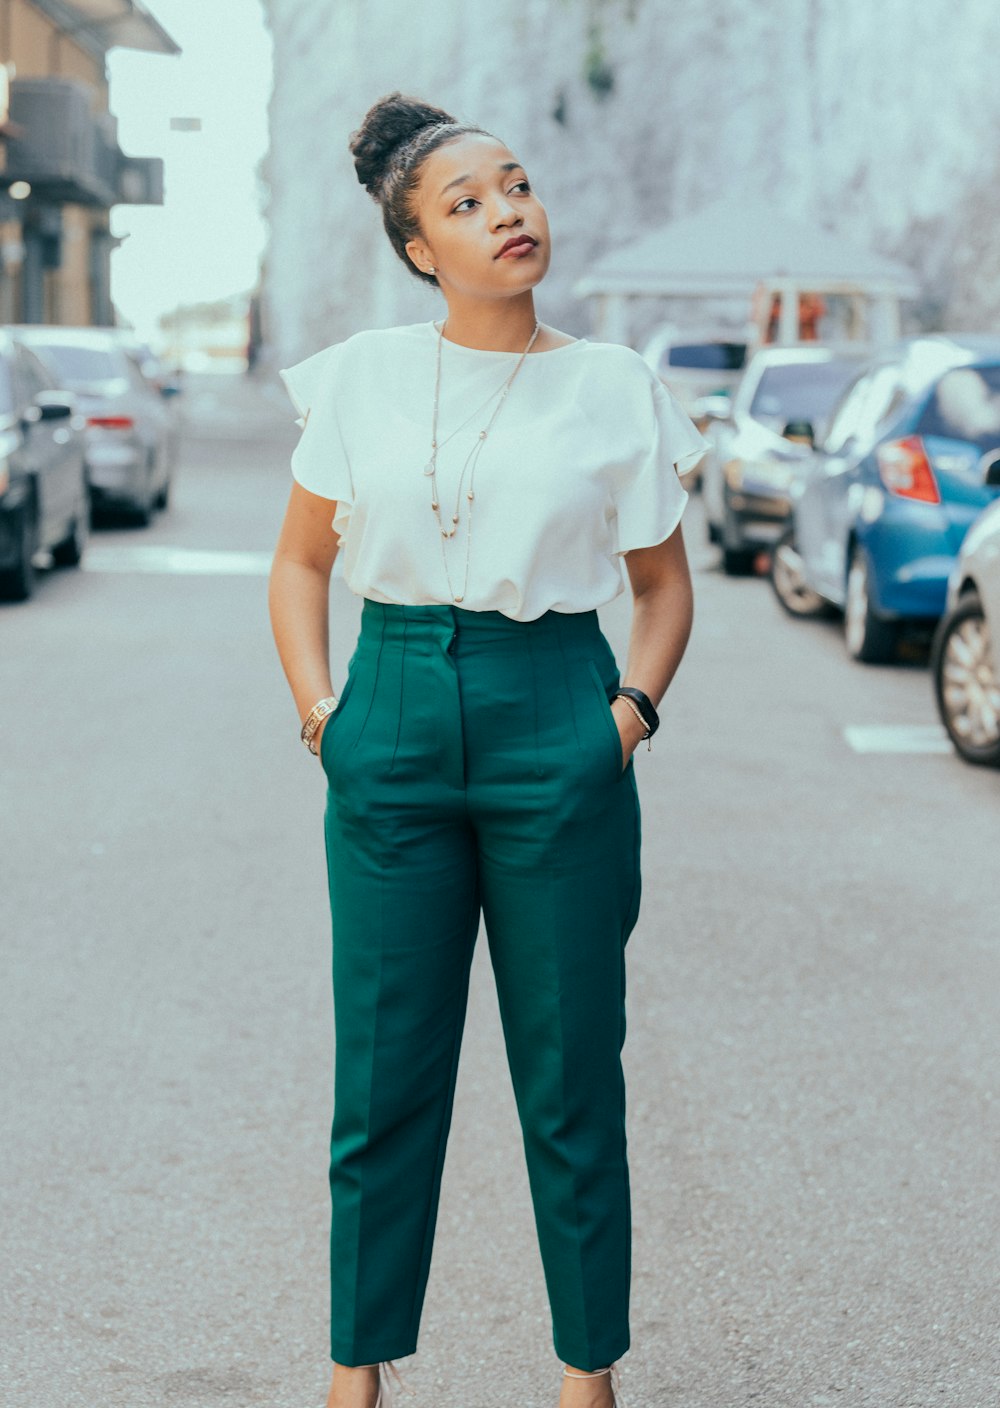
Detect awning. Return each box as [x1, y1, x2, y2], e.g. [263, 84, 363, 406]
[28, 0, 180, 55]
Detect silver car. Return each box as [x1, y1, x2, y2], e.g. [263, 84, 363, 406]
[698, 342, 874, 574]
[8, 325, 177, 525]
[931, 496, 1000, 766]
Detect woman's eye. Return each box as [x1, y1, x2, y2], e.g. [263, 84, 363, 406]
[452, 182, 531, 213]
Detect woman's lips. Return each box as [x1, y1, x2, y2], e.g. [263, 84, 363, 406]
[498, 239, 538, 259]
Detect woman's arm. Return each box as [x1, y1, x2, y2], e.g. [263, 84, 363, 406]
[268, 481, 342, 754]
[611, 520, 695, 759]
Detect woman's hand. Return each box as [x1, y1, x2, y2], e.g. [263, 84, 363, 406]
[610, 695, 648, 770]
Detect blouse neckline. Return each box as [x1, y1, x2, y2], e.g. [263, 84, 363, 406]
[428, 320, 588, 357]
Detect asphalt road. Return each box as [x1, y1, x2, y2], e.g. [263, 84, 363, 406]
[2, 372, 997, 1408]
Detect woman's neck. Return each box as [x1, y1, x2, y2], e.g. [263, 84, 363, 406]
[436, 297, 540, 353]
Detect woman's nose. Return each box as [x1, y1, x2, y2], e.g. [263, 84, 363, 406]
[490, 200, 520, 227]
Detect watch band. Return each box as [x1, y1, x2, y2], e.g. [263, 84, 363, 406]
[611, 685, 659, 738]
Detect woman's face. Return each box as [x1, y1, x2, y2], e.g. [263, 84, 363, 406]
[405, 132, 551, 298]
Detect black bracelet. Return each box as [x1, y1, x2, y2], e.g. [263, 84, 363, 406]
[611, 686, 659, 738]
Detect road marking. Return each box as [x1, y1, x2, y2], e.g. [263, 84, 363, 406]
[843, 724, 952, 755]
[82, 545, 273, 576]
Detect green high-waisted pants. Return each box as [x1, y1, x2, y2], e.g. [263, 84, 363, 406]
[319, 598, 642, 1370]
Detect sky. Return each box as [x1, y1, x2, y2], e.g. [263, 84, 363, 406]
[106, 0, 273, 345]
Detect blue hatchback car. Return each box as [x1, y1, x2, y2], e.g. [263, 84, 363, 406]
[769, 335, 1000, 661]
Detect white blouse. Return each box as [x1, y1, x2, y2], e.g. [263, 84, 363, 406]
[278, 319, 710, 622]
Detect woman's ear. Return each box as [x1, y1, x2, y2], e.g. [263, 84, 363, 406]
[405, 238, 433, 277]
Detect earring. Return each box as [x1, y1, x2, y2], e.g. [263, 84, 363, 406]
[428, 266, 436, 275]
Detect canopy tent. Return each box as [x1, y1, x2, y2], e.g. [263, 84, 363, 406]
[572, 195, 921, 346]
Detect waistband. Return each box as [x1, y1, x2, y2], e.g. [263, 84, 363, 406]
[357, 597, 603, 645]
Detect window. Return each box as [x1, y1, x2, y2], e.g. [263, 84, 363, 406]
[14, 346, 54, 405]
[747, 357, 868, 429]
[821, 364, 903, 453]
[919, 366, 1000, 452]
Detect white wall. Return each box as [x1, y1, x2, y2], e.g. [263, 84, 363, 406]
[262, 0, 1000, 362]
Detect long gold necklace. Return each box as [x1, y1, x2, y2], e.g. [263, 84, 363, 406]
[424, 316, 540, 604]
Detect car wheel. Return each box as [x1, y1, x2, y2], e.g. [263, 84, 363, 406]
[132, 455, 156, 527]
[51, 479, 90, 567]
[156, 475, 170, 510]
[0, 499, 39, 601]
[931, 592, 1000, 766]
[769, 526, 830, 618]
[844, 545, 898, 663]
[720, 503, 756, 576]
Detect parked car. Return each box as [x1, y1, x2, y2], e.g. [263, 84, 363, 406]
[8, 325, 177, 525]
[931, 497, 1000, 766]
[769, 335, 1000, 662]
[0, 330, 89, 601]
[698, 342, 874, 574]
[639, 323, 749, 416]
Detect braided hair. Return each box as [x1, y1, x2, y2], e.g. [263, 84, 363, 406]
[348, 91, 494, 287]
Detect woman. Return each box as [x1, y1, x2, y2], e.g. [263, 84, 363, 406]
[268, 92, 709, 1408]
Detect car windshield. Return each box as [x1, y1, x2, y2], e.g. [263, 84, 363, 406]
[748, 358, 867, 427]
[660, 342, 746, 372]
[919, 365, 1000, 451]
[28, 343, 127, 388]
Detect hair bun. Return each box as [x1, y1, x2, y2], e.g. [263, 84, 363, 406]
[349, 91, 458, 198]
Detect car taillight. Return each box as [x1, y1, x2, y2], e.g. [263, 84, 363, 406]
[86, 415, 134, 430]
[875, 435, 941, 503]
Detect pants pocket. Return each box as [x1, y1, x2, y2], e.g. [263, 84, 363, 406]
[320, 656, 360, 774]
[586, 657, 626, 781]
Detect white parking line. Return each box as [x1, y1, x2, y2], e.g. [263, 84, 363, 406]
[843, 724, 952, 755]
[82, 546, 274, 576]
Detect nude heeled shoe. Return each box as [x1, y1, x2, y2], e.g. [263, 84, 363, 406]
[352, 1360, 407, 1408]
[563, 1363, 626, 1407]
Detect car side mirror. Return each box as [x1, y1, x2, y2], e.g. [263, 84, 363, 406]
[782, 419, 814, 446]
[159, 381, 182, 398]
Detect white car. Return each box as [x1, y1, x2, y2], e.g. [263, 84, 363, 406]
[698, 342, 874, 573]
[931, 496, 1000, 766]
[8, 325, 178, 526]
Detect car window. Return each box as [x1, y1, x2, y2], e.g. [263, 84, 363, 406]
[747, 357, 868, 428]
[660, 342, 746, 373]
[123, 353, 152, 395]
[14, 346, 54, 403]
[26, 342, 128, 389]
[918, 366, 1000, 452]
[822, 365, 902, 452]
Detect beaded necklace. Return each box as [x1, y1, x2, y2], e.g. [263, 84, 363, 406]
[424, 316, 540, 604]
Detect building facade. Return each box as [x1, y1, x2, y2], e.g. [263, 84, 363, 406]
[262, 0, 1000, 366]
[0, 0, 178, 326]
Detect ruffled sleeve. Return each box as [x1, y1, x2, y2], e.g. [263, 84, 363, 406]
[612, 377, 711, 555]
[278, 342, 354, 543]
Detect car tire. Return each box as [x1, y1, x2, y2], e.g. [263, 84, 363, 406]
[931, 592, 1000, 767]
[0, 499, 39, 602]
[844, 544, 898, 664]
[156, 476, 170, 510]
[720, 502, 756, 576]
[51, 478, 91, 567]
[722, 544, 756, 575]
[769, 526, 831, 618]
[132, 455, 156, 527]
